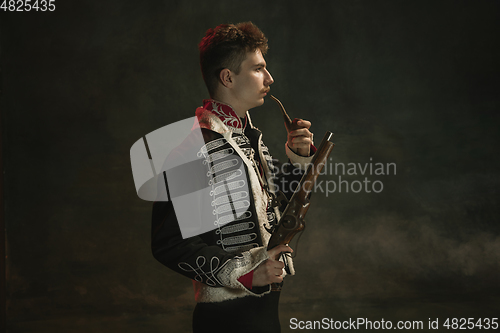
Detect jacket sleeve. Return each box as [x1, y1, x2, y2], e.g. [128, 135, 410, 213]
[285, 142, 317, 171]
[151, 200, 268, 291]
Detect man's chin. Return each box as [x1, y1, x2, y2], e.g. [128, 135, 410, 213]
[247, 99, 265, 111]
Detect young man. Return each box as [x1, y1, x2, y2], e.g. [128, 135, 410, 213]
[152, 22, 315, 333]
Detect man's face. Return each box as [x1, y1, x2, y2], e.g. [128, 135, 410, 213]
[230, 49, 274, 112]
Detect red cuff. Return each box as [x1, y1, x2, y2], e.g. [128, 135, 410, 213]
[237, 270, 254, 290]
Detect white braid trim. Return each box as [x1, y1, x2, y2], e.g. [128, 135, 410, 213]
[193, 247, 270, 303]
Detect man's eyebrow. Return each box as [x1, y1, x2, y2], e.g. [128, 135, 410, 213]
[254, 62, 266, 67]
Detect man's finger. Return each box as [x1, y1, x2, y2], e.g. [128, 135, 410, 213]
[268, 244, 293, 258]
[289, 128, 312, 136]
[296, 119, 311, 129]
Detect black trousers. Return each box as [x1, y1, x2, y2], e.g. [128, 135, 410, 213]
[193, 290, 281, 333]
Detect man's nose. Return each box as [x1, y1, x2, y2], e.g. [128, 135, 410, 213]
[265, 69, 274, 85]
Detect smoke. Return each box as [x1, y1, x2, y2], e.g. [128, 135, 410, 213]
[289, 173, 500, 299]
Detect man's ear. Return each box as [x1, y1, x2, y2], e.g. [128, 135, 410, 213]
[219, 68, 233, 88]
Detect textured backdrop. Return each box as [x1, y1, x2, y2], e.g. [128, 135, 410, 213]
[2, 0, 499, 332]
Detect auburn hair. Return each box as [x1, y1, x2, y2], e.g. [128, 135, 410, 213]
[199, 22, 268, 97]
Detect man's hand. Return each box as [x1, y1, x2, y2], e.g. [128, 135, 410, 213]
[287, 119, 314, 157]
[252, 245, 293, 287]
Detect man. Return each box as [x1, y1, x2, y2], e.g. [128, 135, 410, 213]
[152, 22, 315, 333]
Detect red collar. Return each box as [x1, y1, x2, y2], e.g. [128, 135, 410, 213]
[201, 99, 247, 134]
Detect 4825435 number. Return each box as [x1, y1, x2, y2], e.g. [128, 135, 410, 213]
[1, 0, 55, 11]
[443, 318, 498, 330]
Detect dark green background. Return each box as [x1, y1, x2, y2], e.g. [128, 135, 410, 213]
[2, 1, 499, 332]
